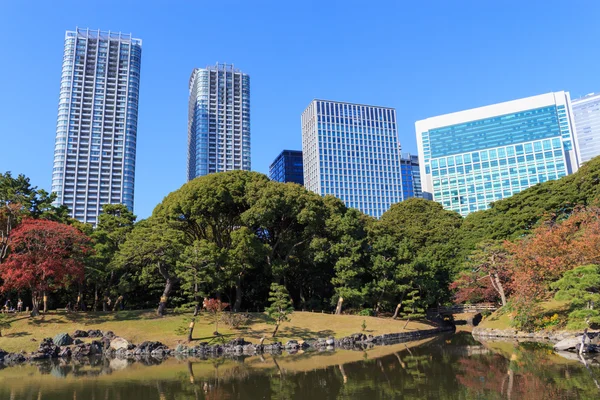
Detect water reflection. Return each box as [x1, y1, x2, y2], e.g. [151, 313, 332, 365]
[1, 333, 599, 399]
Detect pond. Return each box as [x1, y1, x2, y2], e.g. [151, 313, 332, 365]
[1, 332, 599, 399]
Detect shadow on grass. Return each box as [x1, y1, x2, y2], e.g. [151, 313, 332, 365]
[278, 326, 335, 340]
[3, 331, 31, 338]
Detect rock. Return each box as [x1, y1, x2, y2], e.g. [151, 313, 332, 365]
[228, 338, 250, 346]
[73, 330, 88, 338]
[110, 337, 131, 351]
[53, 333, 74, 347]
[74, 339, 84, 345]
[87, 329, 103, 338]
[325, 337, 335, 346]
[102, 331, 116, 339]
[59, 347, 72, 358]
[38, 338, 60, 358]
[554, 336, 589, 351]
[3, 352, 26, 364]
[135, 341, 167, 355]
[285, 340, 299, 350]
[175, 344, 188, 354]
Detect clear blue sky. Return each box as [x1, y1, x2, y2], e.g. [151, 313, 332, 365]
[1, 1, 599, 219]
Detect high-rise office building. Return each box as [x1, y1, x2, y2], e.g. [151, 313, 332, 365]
[269, 150, 304, 185]
[416, 91, 580, 216]
[400, 153, 422, 199]
[187, 63, 250, 181]
[572, 93, 600, 165]
[51, 28, 142, 225]
[302, 100, 403, 218]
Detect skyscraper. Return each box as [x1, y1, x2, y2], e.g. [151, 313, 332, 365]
[572, 93, 600, 165]
[302, 100, 403, 218]
[269, 150, 304, 185]
[187, 63, 250, 181]
[51, 28, 142, 225]
[400, 153, 422, 199]
[416, 91, 580, 216]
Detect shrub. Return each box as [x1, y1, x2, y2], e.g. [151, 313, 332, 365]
[221, 312, 251, 329]
[358, 308, 373, 317]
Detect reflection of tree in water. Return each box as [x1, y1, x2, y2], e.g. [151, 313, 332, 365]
[457, 341, 600, 399]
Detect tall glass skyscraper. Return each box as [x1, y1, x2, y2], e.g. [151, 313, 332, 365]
[302, 100, 403, 218]
[416, 92, 580, 216]
[400, 153, 422, 199]
[572, 93, 600, 165]
[187, 63, 250, 180]
[269, 150, 304, 185]
[51, 28, 142, 225]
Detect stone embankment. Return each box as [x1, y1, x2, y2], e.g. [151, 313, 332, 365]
[0, 325, 454, 367]
[473, 327, 600, 343]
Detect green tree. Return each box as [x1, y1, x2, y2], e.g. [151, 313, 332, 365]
[400, 288, 426, 328]
[89, 204, 136, 311]
[551, 264, 600, 329]
[116, 218, 184, 316]
[265, 283, 294, 337]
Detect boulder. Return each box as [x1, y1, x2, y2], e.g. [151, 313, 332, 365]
[59, 347, 72, 358]
[38, 338, 60, 358]
[102, 331, 116, 339]
[110, 337, 131, 351]
[135, 341, 167, 355]
[53, 333, 74, 346]
[325, 337, 335, 346]
[87, 329, 103, 338]
[73, 330, 88, 338]
[228, 338, 250, 346]
[3, 352, 26, 364]
[554, 335, 590, 351]
[74, 339, 84, 345]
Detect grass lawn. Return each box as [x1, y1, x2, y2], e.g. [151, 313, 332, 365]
[0, 309, 438, 353]
[478, 299, 571, 330]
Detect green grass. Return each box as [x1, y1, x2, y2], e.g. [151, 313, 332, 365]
[0, 309, 437, 353]
[479, 299, 571, 330]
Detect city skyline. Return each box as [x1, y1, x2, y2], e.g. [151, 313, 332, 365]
[51, 28, 141, 224]
[2, 2, 600, 219]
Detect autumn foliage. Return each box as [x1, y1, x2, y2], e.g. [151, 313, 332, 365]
[0, 219, 90, 315]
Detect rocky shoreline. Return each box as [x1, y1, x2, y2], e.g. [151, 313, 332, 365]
[0, 325, 454, 368]
[472, 327, 600, 342]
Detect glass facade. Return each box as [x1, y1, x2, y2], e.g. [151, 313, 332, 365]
[302, 100, 403, 218]
[572, 93, 600, 165]
[417, 92, 579, 216]
[188, 63, 250, 180]
[400, 153, 422, 199]
[269, 150, 304, 185]
[51, 28, 142, 225]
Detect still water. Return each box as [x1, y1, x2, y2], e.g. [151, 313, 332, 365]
[1, 333, 599, 399]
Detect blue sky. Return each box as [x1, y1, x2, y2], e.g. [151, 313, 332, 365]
[1, 0, 599, 219]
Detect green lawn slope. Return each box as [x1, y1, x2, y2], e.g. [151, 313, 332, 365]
[0, 310, 437, 353]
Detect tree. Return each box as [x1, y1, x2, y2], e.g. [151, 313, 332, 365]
[1, 172, 68, 263]
[203, 298, 229, 335]
[89, 204, 136, 311]
[177, 239, 226, 315]
[0, 219, 90, 315]
[450, 240, 511, 306]
[400, 288, 426, 329]
[551, 265, 600, 329]
[116, 218, 184, 316]
[265, 283, 294, 337]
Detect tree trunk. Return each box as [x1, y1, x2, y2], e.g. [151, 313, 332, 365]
[335, 297, 344, 315]
[403, 316, 411, 329]
[31, 292, 40, 317]
[157, 263, 177, 317]
[187, 319, 195, 342]
[490, 272, 507, 307]
[193, 282, 200, 316]
[112, 296, 123, 312]
[93, 285, 98, 312]
[233, 275, 242, 312]
[43, 291, 47, 313]
[392, 303, 402, 319]
[272, 322, 280, 337]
